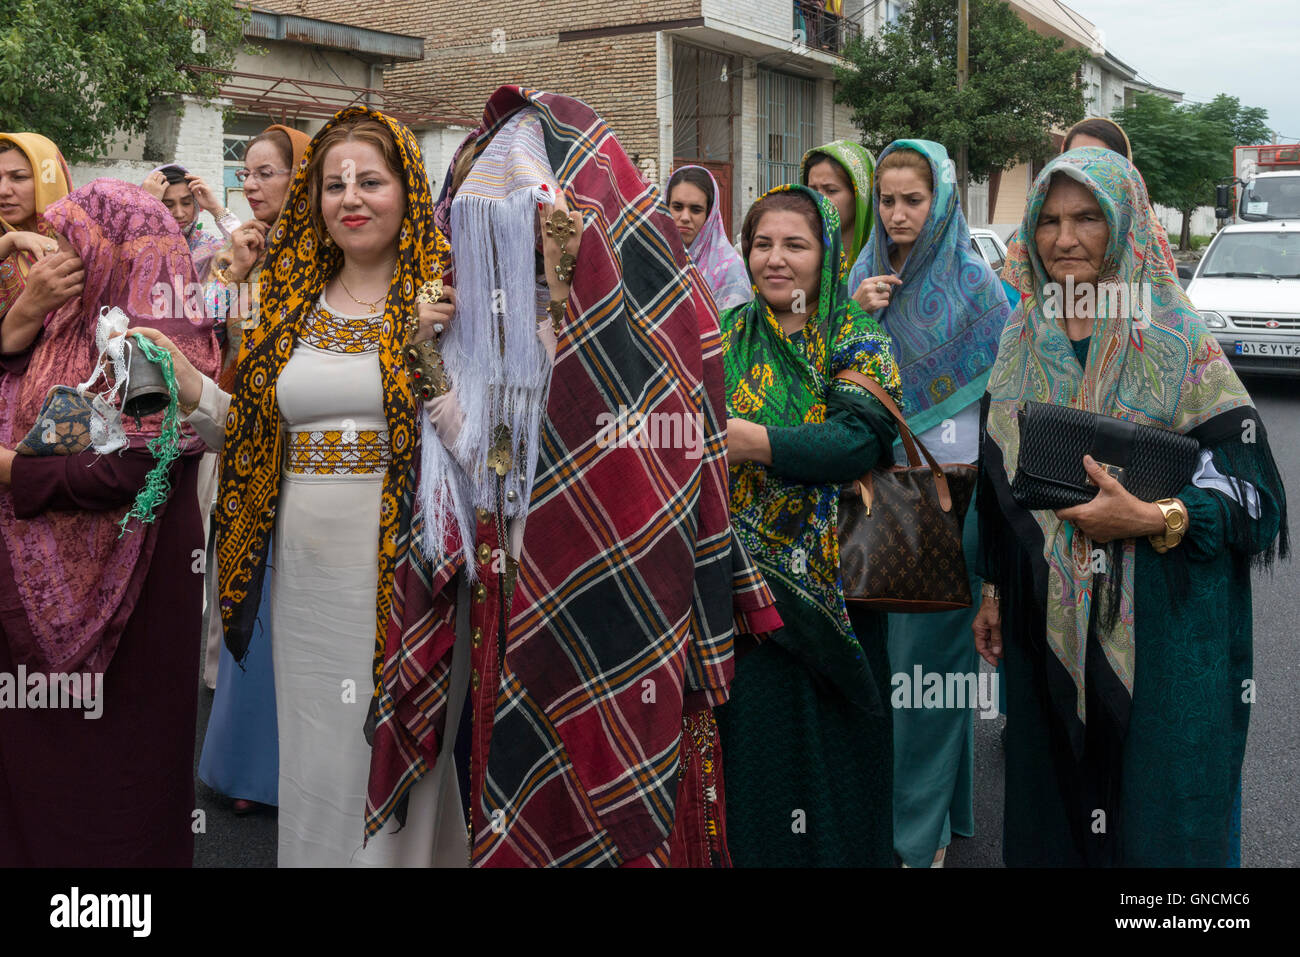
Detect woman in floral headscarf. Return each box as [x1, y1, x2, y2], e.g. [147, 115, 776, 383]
[975, 147, 1287, 866]
[136, 108, 459, 866]
[716, 183, 902, 866]
[802, 139, 875, 264]
[666, 165, 751, 310]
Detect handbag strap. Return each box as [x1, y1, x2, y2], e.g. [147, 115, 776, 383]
[834, 369, 954, 512]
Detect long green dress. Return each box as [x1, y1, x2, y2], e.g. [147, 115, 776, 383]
[981, 149, 1288, 867]
[715, 185, 903, 866]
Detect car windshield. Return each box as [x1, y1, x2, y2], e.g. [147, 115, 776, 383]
[1199, 231, 1300, 278]
[1239, 176, 1300, 222]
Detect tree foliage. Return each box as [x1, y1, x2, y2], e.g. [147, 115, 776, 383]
[0, 0, 248, 162]
[1113, 93, 1271, 248]
[835, 0, 1088, 181]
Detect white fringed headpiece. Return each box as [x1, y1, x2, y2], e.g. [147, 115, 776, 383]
[418, 109, 557, 574]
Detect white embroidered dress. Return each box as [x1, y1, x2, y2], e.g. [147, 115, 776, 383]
[189, 291, 467, 867]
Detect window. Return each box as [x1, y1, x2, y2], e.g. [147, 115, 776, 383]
[757, 69, 817, 194]
[673, 43, 736, 165]
[884, 0, 905, 26]
[973, 236, 1004, 271]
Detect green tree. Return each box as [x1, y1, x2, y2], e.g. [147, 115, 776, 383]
[835, 0, 1088, 188]
[1113, 93, 1271, 249]
[0, 0, 248, 162]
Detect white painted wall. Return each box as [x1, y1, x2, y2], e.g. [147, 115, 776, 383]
[656, 31, 675, 196]
[737, 55, 760, 244]
[702, 0, 792, 44]
[1154, 203, 1217, 241]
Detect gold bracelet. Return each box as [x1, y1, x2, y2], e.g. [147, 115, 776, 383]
[980, 581, 1000, 601]
[404, 337, 452, 401]
[1148, 498, 1188, 554]
[178, 394, 199, 417]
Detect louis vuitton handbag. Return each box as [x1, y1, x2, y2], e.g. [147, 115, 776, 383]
[834, 371, 977, 613]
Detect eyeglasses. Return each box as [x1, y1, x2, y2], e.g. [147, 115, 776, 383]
[235, 166, 290, 184]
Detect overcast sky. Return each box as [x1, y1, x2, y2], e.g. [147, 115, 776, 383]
[1065, 0, 1300, 142]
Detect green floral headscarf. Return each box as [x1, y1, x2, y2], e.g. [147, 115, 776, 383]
[721, 184, 900, 703]
[802, 140, 876, 263]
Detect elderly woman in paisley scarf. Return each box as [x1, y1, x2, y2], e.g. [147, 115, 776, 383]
[975, 147, 1287, 867]
[802, 139, 875, 264]
[716, 183, 902, 866]
[0, 178, 219, 865]
[0, 134, 82, 352]
[847, 140, 1011, 868]
[666, 165, 751, 310]
[365, 86, 778, 868]
[134, 108, 460, 866]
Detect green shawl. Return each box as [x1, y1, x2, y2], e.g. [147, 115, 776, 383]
[721, 184, 900, 702]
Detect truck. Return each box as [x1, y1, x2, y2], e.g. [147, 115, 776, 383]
[1216, 144, 1300, 224]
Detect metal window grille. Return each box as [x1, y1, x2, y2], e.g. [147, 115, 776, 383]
[757, 69, 817, 195]
[672, 43, 736, 164]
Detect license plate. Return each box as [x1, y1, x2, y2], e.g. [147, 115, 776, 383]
[1235, 340, 1300, 357]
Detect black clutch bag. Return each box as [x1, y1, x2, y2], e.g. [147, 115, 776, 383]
[1010, 401, 1200, 510]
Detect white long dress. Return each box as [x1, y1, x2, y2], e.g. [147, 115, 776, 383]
[188, 292, 468, 867]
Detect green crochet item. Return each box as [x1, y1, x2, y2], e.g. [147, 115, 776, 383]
[117, 333, 183, 537]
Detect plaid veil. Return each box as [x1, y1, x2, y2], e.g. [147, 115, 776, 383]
[365, 87, 778, 862]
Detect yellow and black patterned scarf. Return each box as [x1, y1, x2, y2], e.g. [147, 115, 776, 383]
[216, 107, 450, 678]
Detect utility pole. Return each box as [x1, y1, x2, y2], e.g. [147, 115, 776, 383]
[957, 0, 969, 210]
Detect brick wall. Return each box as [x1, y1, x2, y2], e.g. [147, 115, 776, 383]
[254, 1, 704, 176]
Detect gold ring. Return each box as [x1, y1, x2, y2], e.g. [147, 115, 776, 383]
[875, 281, 888, 293]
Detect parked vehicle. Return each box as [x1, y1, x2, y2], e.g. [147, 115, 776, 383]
[970, 227, 1008, 271]
[1216, 144, 1300, 224]
[1185, 220, 1300, 376]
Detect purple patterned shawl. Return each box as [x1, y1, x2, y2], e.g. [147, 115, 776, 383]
[0, 179, 220, 674]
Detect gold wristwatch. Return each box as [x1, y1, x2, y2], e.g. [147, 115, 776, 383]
[1149, 498, 1188, 554]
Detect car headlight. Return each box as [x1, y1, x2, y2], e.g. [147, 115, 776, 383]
[1199, 310, 1228, 329]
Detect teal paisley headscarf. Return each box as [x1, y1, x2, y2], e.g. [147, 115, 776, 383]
[849, 139, 1009, 435]
[985, 146, 1254, 730]
[721, 184, 900, 703]
[801, 139, 876, 264]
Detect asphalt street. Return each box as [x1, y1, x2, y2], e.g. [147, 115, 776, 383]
[192, 374, 1299, 868]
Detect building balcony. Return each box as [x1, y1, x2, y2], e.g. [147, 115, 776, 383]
[793, 0, 861, 57]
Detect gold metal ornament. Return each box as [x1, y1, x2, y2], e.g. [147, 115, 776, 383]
[547, 299, 566, 336]
[416, 279, 444, 305]
[554, 252, 576, 284]
[486, 423, 513, 477]
[404, 338, 451, 401]
[543, 209, 577, 244]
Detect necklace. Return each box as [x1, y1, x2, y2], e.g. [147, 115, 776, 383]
[336, 275, 384, 314]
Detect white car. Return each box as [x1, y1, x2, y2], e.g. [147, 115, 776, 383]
[970, 227, 1009, 272]
[1186, 221, 1300, 376]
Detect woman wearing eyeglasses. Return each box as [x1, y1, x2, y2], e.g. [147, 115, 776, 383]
[194, 124, 308, 816]
[205, 125, 310, 382]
